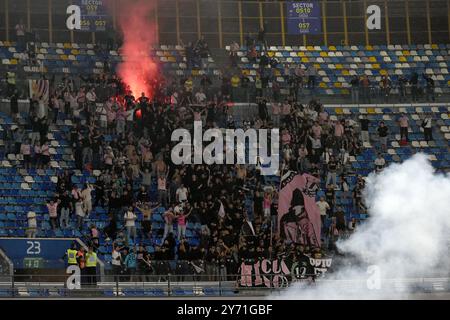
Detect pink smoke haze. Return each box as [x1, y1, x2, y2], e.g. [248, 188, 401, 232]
[116, 0, 159, 98]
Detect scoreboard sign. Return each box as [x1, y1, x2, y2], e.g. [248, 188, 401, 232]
[287, 1, 322, 35]
[0, 238, 82, 269]
[78, 0, 108, 32]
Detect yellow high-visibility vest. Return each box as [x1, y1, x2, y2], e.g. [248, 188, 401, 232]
[85, 252, 97, 268]
[7, 72, 15, 85]
[231, 76, 240, 88]
[184, 80, 193, 92]
[67, 249, 78, 264]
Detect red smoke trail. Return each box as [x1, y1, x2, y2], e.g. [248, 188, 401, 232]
[115, 0, 159, 98]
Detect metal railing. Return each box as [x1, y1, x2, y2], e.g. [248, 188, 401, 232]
[0, 273, 449, 298]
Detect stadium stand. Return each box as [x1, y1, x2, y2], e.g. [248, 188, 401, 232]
[0, 0, 449, 300]
[226, 44, 450, 96]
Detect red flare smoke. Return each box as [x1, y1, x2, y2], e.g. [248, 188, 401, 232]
[116, 0, 159, 98]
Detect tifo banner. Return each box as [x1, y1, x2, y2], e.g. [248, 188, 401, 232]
[287, 1, 322, 34]
[239, 257, 332, 288]
[77, 0, 108, 32]
[278, 171, 321, 248]
[29, 79, 49, 103]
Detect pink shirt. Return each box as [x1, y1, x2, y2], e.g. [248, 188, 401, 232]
[399, 116, 408, 128]
[281, 133, 291, 145]
[41, 144, 50, 156]
[158, 177, 166, 190]
[263, 197, 271, 209]
[272, 104, 280, 115]
[177, 214, 187, 226]
[334, 123, 344, 137]
[21, 144, 31, 155]
[164, 211, 175, 224]
[107, 108, 116, 123]
[72, 189, 81, 200]
[116, 108, 127, 121]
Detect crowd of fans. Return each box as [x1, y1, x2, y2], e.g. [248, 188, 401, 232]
[2, 33, 437, 282]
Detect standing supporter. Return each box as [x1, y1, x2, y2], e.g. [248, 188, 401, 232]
[317, 197, 330, 225]
[47, 198, 60, 230]
[103, 214, 117, 241]
[115, 105, 127, 135]
[85, 87, 97, 121]
[272, 102, 280, 127]
[359, 115, 370, 144]
[20, 139, 32, 169]
[124, 206, 137, 243]
[26, 206, 37, 238]
[176, 183, 189, 203]
[40, 140, 50, 168]
[103, 147, 115, 171]
[59, 191, 72, 229]
[137, 203, 158, 240]
[157, 174, 168, 208]
[374, 153, 386, 172]
[306, 64, 317, 91]
[377, 121, 389, 151]
[421, 113, 433, 142]
[350, 75, 360, 104]
[325, 185, 336, 214]
[124, 247, 137, 282]
[325, 156, 338, 188]
[111, 244, 123, 281]
[334, 120, 345, 148]
[423, 74, 435, 102]
[398, 113, 409, 143]
[397, 75, 408, 102]
[75, 198, 86, 231]
[162, 206, 175, 241]
[90, 224, 100, 249]
[137, 245, 152, 281]
[361, 75, 371, 103]
[410, 71, 419, 102]
[81, 183, 94, 217]
[176, 205, 191, 241]
[96, 102, 108, 131]
[380, 75, 392, 102]
[30, 116, 41, 146]
[263, 191, 272, 219]
[229, 41, 240, 67]
[77, 247, 87, 285]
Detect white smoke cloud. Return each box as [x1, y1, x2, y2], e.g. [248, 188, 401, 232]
[277, 153, 450, 299]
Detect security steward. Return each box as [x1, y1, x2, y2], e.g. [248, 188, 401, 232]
[85, 245, 98, 286]
[65, 243, 78, 266]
